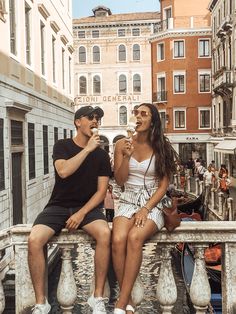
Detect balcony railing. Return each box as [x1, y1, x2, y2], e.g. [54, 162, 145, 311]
[157, 91, 167, 102]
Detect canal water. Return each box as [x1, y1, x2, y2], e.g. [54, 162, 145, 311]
[48, 241, 193, 314]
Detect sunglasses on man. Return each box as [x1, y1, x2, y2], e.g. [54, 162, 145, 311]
[83, 114, 101, 122]
[132, 109, 150, 117]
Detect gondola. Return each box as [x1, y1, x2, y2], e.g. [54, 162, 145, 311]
[173, 192, 222, 313]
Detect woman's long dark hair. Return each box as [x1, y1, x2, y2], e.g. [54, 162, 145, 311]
[137, 103, 179, 180]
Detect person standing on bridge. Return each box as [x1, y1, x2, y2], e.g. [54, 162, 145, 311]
[28, 106, 112, 314]
[112, 103, 178, 314]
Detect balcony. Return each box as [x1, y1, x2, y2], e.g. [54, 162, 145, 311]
[153, 91, 167, 103]
[213, 70, 234, 93]
[153, 18, 173, 33]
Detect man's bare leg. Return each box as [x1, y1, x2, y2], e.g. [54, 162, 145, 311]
[28, 225, 55, 304]
[83, 220, 111, 297]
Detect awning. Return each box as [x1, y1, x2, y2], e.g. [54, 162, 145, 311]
[214, 140, 236, 154]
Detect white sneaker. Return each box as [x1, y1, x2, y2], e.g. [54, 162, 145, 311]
[88, 294, 108, 314]
[32, 299, 51, 314]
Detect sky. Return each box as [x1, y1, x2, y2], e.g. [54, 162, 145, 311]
[72, 0, 160, 18]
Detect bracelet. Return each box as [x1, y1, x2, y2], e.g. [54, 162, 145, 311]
[143, 205, 152, 213]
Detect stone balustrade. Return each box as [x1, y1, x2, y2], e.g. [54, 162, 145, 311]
[0, 222, 236, 313]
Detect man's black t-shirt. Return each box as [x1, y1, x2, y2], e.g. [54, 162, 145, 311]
[46, 138, 112, 208]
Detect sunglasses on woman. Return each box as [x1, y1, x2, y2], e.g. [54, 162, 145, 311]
[132, 109, 150, 117]
[83, 114, 101, 122]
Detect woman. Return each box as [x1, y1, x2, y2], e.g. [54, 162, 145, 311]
[112, 103, 178, 314]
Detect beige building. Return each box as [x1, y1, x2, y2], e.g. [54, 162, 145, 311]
[209, 0, 236, 177]
[0, 0, 74, 230]
[73, 6, 160, 153]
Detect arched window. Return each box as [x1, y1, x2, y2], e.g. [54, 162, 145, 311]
[79, 46, 86, 63]
[118, 44, 126, 62]
[119, 106, 127, 125]
[93, 75, 101, 94]
[119, 74, 127, 94]
[133, 44, 140, 61]
[93, 46, 100, 63]
[79, 76, 87, 94]
[133, 74, 141, 93]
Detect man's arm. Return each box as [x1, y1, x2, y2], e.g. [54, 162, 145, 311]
[65, 176, 109, 231]
[55, 134, 100, 179]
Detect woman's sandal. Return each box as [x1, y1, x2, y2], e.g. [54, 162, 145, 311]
[126, 304, 135, 313]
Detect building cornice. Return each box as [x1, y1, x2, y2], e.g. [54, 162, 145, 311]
[60, 34, 69, 45]
[150, 28, 212, 42]
[73, 20, 159, 29]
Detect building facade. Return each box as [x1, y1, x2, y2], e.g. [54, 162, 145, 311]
[209, 0, 236, 177]
[150, 0, 212, 165]
[73, 6, 160, 153]
[0, 0, 74, 230]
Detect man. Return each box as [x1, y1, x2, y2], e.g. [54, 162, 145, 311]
[28, 106, 112, 314]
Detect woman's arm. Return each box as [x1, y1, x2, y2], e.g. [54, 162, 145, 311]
[114, 139, 134, 186]
[143, 175, 169, 211]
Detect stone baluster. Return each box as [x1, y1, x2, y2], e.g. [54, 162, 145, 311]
[132, 275, 144, 305]
[218, 192, 224, 217]
[173, 174, 178, 189]
[57, 245, 77, 314]
[156, 245, 177, 313]
[187, 175, 191, 192]
[221, 242, 236, 313]
[189, 245, 211, 313]
[195, 178, 200, 196]
[210, 187, 215, 210]
[199, 180, 203, 195]
[227, 198, 234, 221]
[0, 278, 5, 314]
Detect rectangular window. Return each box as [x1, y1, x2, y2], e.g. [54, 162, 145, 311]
[25, 2, 31, 65]
[54, 127, 58, 143]
[200, 109, 210, 128]
[118, 29, 125, 37]
[0, 119, 5, 191]
[62, 48, 65, 89]
[40, 21, 45, 75]
[11, 120, 23, 145]
[92, 30, 99, 38]
[52, 36, 56, 83]
[199, 39, 210, 57]
[9, 0, 17, 55]
[174, 40, 184, 58]
[132, 28, 140, 36]
[28, 123, 35, 179]
[78, 31, 85, 38]
[157, 77, 167, 101]
[199, 74, 210, 92]
[174, 74, 185, 93]
[63, 129, 67, 139]
[157, 43, 164, 61]
[70, 130, 73, 138]
[175, 110, 185, 129]
[43, 125, 49, 175]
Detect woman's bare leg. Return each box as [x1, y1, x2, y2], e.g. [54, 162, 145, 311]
[115, 220, 157, 310]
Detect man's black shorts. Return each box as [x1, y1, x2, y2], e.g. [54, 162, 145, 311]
[33, 205, 107, 235]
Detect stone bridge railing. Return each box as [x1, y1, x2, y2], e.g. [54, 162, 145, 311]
[1, 222, 236, 313]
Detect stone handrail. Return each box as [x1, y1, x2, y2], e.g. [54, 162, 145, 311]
[0, 222, 236, 313]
